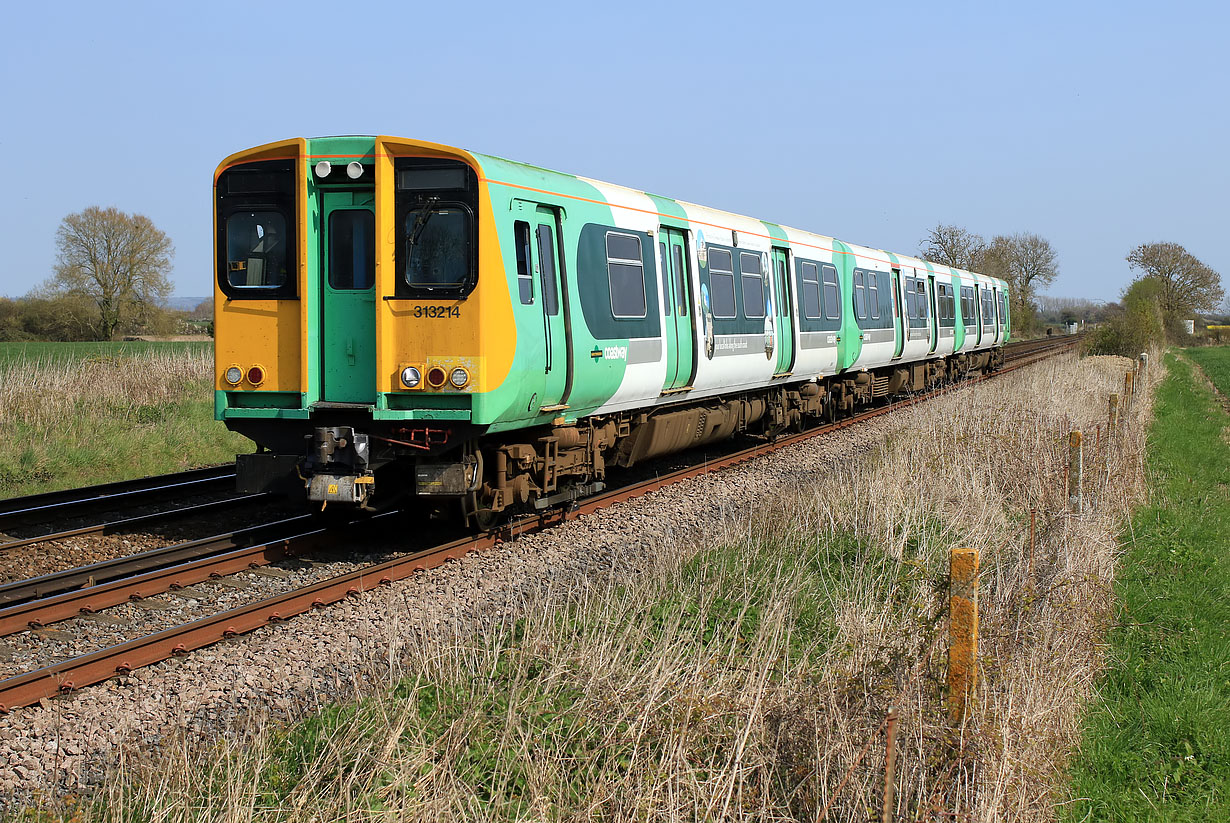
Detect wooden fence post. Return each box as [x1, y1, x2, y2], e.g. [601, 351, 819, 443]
[1125, 371, 1134, 411]
[882, 706, 899, 823]
[1068, 430, 1083, 514]
[1108, 393, 1119, 435]
[947, 547, 979, 725]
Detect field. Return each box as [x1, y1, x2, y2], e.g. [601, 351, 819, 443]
[1063, 350, 1230, 819]
[53, 351, 1152, 821]
[0, 341, 248, 500]
[0, 340, 210, 367]
[1185, 344, 1230, 397]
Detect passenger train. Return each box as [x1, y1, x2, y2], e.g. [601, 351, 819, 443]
[213, 136, 1009, 523]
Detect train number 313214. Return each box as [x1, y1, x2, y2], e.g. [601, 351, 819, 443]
[412, 305, 461, 319]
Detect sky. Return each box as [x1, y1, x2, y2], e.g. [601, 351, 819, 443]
[1, 0, 1226, 303]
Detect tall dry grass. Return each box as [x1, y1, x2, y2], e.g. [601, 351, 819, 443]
[0, 350, 214, 431]
[0, 349, 244, 497]
[73, 352, 1153, 822]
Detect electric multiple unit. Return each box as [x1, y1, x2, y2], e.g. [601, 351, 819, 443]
[214, 136, 1009, 522]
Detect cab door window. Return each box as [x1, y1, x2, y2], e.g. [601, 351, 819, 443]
[328, 210, 374, 290]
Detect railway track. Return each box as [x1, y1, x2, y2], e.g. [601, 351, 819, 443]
[0, 334, 1079, 713]
[0, 465, 242, 543]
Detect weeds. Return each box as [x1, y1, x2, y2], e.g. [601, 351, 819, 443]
[25, 351, 1154, 821]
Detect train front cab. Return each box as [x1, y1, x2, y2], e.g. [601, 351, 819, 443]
[213, 136, 514, 506]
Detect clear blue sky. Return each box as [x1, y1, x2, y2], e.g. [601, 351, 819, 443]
[1, 0, 1225, 303]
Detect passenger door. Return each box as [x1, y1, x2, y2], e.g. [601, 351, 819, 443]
[771, 247, 795, 376]
[320, 190, 376, 403]
[660, 227, 695, 392]
[927, 274, 938, 353]
[532, 205, 568, 410]
[891, 268, 905, 359]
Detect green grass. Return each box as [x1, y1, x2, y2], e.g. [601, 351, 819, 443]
[0, 340, 209, 367]
[1185, 345, 1230, 398]
[0, 345, 247, 500]
[1064, 353, 1230, 820]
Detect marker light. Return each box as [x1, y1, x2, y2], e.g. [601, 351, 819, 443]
[400, 366, 421, 388]
[246, 366, 265, 386]
[449, 367, 469, 388]
[426, 367, 447, 388]
[346, 162, 364, 179]
[314, 160, 332, 178]
[224, 366, 242, 385]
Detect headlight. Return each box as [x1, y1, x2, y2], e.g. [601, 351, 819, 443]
[400, 366, 421, 388]
[314, 160, 332, 178]
[449, 367, 469, 388]
[224, 366, 242, 386]
[346, 162, 364, 179]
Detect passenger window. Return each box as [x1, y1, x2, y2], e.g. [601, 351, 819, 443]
[515, 221, 533, 305]
[226, 211, 289, 288]
[800, 261, 821, 320]
[708, 248, 736, 319]
[536, 224, 559, 316]
[740, 253, 765, 318]
[606, 232, 647, 319]
[821, 264, 840, 322]
[854, 270, 866, 319]
[868, 274, 880, 320]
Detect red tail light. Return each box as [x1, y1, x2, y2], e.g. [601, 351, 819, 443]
[247, 366, 265, 385]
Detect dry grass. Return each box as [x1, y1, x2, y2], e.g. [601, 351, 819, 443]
[0, 348, 245, 497]
[62, 352, 1154, 822]
[0, 349, 213, 431]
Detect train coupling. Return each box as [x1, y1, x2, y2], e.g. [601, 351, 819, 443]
[304, 426, 374, 505]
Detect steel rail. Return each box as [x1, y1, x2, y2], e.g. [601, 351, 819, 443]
[0, 465, 237, 534]
[0, 493, 269, 554]
[0, 336, 1078, 713]
[0, 524, 340, 637]
[0, 514, 315, 608]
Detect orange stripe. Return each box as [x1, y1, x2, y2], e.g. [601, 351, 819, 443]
[213, 149, 988, 282]
[479, 176, 934, 272]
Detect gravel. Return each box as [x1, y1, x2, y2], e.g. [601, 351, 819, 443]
[0, 499, 308, 584]
[0, 389, 951, 806]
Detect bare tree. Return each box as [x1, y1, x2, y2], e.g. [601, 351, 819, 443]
[1126, 242, 1224, 316]
[1004, 232, 1059, 301]
[48, 206, 174, 340]
[919, 224, 986, 270]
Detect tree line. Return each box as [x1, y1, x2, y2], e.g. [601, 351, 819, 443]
[918, 224, 1223, 354]
[0, 206, 210, 342]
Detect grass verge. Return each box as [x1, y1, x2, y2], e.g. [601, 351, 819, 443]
[0, 346, 248, 500]
[14, 352, 1155, 820]
[1064, 353, 1230, 820]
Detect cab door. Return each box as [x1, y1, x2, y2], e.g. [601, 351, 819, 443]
[771, 247, 795, 376]
[660, 227, 695, 392]
[532, 205, 569, 410]
[320, 191, 376, 403]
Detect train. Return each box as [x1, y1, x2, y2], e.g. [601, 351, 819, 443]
[213, 136, 1009, 523]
